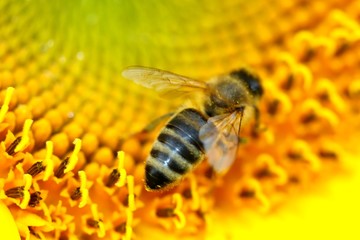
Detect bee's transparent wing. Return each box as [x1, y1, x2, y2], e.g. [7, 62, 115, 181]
[142, 112, 175, 132]
[199, 110, 244, 173]
[121, 66, 208, 97]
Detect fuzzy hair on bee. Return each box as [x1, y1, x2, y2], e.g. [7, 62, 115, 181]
[122, 66, 263, 191]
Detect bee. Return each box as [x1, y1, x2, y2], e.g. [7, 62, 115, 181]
[122, 66, 263, 191]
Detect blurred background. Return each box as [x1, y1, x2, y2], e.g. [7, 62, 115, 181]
[2, 0, 349, 135]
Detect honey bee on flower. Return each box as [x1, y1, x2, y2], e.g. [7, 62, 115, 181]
[122, 66, 263, 191]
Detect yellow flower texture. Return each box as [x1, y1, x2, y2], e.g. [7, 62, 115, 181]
[0, 0, 360, 239]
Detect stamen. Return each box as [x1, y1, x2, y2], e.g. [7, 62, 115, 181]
[5, 174, 33, 208]
[267, 99, 280, 115]
[64, 138, 81, 174]
[0, 87, 14, 123]
[347, 81, 360, 98]
[292, 140, 321, 171]
[14, 119, 33, 153]
[124, 209, 133, 240]
[106, 169, 120, 188]
[43, 141, 54, 181]
[54, 157, 69, 178]
[293, 31, 315, 61]
[87, 218, 100, 228]
[189, 174, 200, 210]
[289, 176, 300, 184]
[301, 99, 321, 110]
[318, 150, 337, 160]
[318, 108, 339, 127]
[296, 65, 312, 90]
[294, 30, 313, 44]
[239, 189, 256, 198]
[114, 222, 126, 234]
[245, 179, 270, 212]
[172, 193, 186, 229]
[19, 174, 32, 209]
[122, 194, 130, 207]
[287, 151, 303, 160]
[279, 53, 312, 89]
[115, 151, 127, 187]
[70, 187, 82, 200]
[300, 99, 321, 124]
[263, 81, 292, 115]
[301, 112, 317, 124]
[156, 208, 175, 218]
[255, 168, 273, 178]
[277, 93, 292, 114]
[182, 188, 192, 199]
[318, 141, 343, 161]
[313, 37, 336, 56]
[280, 52, 297, 69]
[90, 204, 105, 238]
[316, 79, 346, 112]
[5, 186, 25, 198]
[330, 10, 359, 32]
[126, 175, 135, 211]
[26, 161, 45, 177]
[6, 136, 22, 156]
[256, 154, 287, 185]
[78, 170, 89, 208]
[29, 227, 41, 239]
[28, 191, 42, 207]
[204, 167, 215, 179]
[281, 74, 295, 90]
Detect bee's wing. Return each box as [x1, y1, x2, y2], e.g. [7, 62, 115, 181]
[199, 110, 244, 173]
[121, 66, 208, 97]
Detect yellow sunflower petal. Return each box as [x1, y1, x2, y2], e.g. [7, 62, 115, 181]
[0, 201, 21, 240]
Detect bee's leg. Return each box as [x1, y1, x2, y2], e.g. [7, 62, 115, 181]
[238, 136, 248, 144]
[125, 112, 175, 145]
[142, 112, 175, 133]
[253, 106, 261, 130]
[251, 106, 266, 137]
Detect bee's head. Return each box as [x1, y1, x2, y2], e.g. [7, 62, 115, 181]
[205, 69, 263, 117]
[230, 68, 263, 98]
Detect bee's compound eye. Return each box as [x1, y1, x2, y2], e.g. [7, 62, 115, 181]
[231, 69, 263, 97]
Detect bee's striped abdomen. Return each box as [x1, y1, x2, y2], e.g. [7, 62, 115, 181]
[145, 108, 207, 191]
